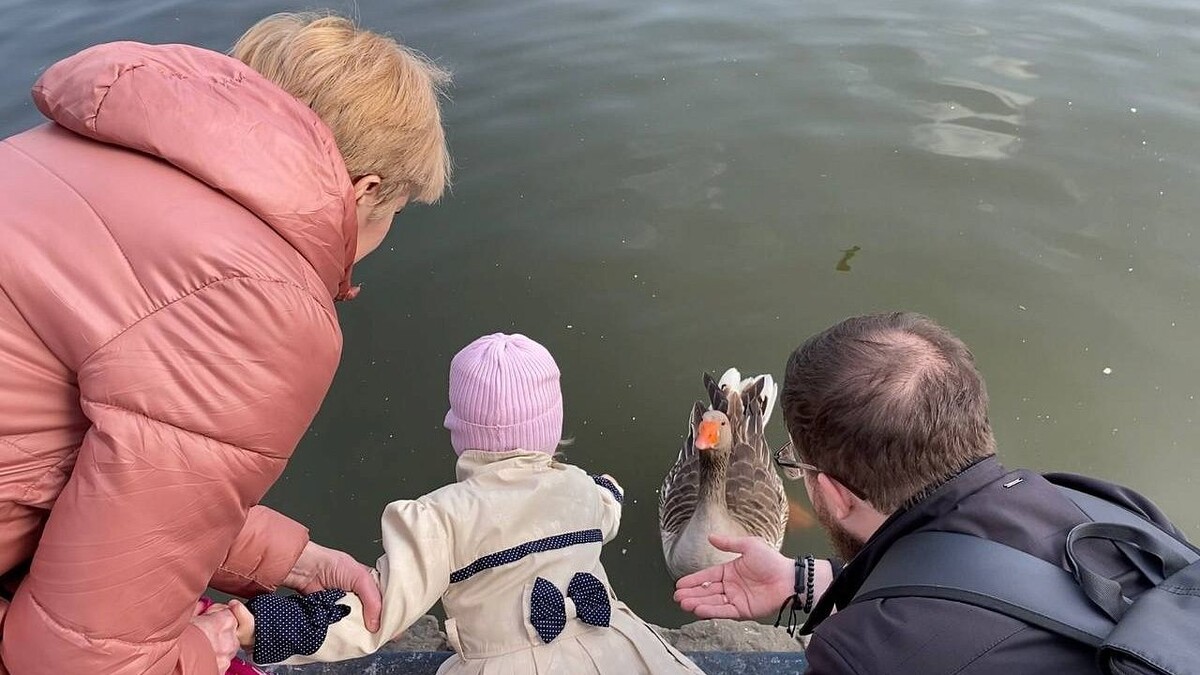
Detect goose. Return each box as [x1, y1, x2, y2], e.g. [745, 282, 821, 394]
[659, 368, 789, 580]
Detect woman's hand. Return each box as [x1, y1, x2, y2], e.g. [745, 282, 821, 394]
[673, 534, 799, 619]
[191, 602, 239, 672]
[229, 600, 256, 650]
[282, 541, 382, 632]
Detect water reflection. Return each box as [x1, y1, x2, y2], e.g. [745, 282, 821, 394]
[910, 78, 1034, 160]
[621, 159, 728, 210]
[973, 55, 1039, 80]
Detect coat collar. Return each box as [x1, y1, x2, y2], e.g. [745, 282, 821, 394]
[454, 449, 556, 482]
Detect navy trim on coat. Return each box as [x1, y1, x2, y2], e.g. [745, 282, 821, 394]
[449, 529, 604, 583]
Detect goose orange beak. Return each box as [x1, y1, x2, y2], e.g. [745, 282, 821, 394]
[695, 420, 721, 450]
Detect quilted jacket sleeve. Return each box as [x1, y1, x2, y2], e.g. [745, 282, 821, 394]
[0, 277, 341, 675]
[210, 505, 310, 597]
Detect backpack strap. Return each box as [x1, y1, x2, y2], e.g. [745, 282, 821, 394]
[1065, 521, 1198, 622]
[852, 486, 1198, 650]
[853, 530, 1114, 646]
[1058, 487, 1198, 583]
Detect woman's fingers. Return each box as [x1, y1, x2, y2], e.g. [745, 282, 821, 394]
[350, 565, 383, 633]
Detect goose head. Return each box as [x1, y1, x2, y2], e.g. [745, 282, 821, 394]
[694, 410, 734, 455]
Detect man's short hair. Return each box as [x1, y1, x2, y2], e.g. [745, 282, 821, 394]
[781, 312, 996, 512]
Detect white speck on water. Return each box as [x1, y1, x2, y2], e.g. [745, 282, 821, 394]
[631, 416, 637, 422]
[1102, 367, 1113, 375]
[633, 274, 639, 279]
[621, 548, 628, 555]
[1018, 304, 1027, 311]
[566, 324, 574, 329]
[1067, 100, 1073, 106]
[1112, 428, 1119, 434]
[1130, 107, 1138, 113]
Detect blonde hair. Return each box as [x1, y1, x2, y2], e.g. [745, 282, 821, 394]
[233, 12, 450, 204]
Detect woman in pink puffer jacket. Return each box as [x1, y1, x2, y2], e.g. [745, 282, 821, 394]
[0, 12, 449, 674]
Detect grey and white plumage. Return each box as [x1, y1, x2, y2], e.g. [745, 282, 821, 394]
[659, 368, 789, 580]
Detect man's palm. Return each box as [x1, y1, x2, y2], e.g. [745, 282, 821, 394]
[673, 534, 794, 620]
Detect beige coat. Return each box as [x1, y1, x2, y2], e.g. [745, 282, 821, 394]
[283, 451, 703, 674]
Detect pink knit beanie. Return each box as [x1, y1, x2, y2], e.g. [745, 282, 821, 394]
[444, 333, 564, 455]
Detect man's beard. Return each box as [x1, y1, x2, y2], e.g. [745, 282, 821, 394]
[813, 491, 867, 561]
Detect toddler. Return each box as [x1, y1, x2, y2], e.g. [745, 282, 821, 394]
[234, 333, 702, 674]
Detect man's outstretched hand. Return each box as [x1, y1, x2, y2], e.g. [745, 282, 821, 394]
[672, 534, 797, 620]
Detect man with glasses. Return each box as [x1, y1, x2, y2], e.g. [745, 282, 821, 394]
[673, 312, 1193, 674]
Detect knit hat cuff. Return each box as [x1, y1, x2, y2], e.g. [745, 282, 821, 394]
[444, 396, 563, 455]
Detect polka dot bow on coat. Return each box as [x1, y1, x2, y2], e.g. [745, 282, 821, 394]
[529, 572, 611, 643]
[246, 589, 351, 664]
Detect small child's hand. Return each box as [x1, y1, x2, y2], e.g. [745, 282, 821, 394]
[229, 599, 256, 650]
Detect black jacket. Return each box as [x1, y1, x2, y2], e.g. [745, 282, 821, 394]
[800, 457, 1193, 674]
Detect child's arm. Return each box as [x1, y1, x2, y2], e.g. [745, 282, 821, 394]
[592, 474, 624, 543]
[241, 498, 454, 665]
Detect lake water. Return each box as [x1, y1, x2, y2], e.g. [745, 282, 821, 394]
[2, 0, 1198, 627]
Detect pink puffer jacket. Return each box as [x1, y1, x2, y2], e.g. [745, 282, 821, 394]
[0, 42, 357, 674]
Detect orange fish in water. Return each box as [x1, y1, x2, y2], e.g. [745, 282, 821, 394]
[787, 497, 817, 531]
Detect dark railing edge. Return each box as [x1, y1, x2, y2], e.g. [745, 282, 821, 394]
[268, 650, 808, 674]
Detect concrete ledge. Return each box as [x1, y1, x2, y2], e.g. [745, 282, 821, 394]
[267, 651, 808, 674]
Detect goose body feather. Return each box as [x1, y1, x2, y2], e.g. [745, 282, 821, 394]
[659, 369, 789, 579]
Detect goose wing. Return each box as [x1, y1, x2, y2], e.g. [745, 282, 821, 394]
[725, 376, 788, 549]
[659, 401, 706, 549]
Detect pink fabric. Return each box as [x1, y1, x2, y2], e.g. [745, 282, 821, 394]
[0, 41, 354, 674]
[444, 334, 563, 455]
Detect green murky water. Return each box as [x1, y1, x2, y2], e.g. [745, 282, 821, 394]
[3, 0, 1198, 626]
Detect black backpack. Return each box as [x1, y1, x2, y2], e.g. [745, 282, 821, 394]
[851, 487, 1200, 675]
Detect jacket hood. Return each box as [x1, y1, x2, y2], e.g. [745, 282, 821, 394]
[32, 41, 358, 300]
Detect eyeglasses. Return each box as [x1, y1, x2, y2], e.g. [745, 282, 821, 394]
[772, 439, 868, 500]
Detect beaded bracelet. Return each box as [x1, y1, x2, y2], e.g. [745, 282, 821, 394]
[774, 555, 815, 637]
[801, 554, 816, 614]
